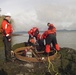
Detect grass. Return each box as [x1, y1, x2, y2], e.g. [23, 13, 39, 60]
[0, 16, 4, 27]
[0, 34, 3, 47]
[12, 42, 25, 51]
[0, 16, 4, 48]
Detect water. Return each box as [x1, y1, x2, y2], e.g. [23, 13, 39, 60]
[57, 31, 76, 50]
[12, 31, 76, 50]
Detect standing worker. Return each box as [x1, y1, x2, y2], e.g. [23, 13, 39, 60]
[1, 13, 13, 62]
[42, 23, 60, 53]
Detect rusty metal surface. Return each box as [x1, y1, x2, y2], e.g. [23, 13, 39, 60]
[14, 46, 57, 62]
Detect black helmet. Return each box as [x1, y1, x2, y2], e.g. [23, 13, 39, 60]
[47, 23, 50, 26]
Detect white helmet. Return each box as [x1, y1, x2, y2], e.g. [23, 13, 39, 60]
[4, 13, 11, 17]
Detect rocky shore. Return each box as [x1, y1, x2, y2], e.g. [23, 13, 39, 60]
[0, 46, 76, 75]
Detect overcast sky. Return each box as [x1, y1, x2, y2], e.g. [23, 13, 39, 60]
[0, 0, 76, 31]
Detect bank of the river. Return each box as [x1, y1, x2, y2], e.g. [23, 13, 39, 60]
[0, 42, 76, 75]
[0, 32, 76, 75]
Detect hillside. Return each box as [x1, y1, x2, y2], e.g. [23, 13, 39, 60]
[0, 15, 4, 26]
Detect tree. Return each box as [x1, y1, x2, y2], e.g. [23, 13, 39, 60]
[0, 8, 1, 17]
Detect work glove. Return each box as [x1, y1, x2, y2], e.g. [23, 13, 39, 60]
[6, 36, 11, 41]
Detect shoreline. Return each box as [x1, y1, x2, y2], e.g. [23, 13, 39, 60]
[0, 46, 76, 75]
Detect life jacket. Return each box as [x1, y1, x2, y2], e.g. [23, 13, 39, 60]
[42, 24, 56, 39]
[36, 33, 41, 40]
[28, 29, 33, 36]
[28, 27, 39, 37]
[1, 19, 13, 36]
[48, 24, 54, 29]
[41, 31, 48, 39]
[32, 27, 38, 32]
[32, 27, 39, 36]
[48, 24, 56, 33]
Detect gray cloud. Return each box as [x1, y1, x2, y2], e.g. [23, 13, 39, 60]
[0, 0, 76, 31]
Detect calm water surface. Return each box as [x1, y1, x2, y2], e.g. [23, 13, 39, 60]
[12, 31, 76, 50]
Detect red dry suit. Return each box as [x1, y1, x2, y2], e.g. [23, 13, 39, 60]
[42, 24, 60, 53]
[28, 27, 44, 51]
[1, 19, 13, 36]
[1, 19, 13, 61]
[28, 27, 41, 40]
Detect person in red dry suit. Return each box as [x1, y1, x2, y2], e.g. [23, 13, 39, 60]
[28, 27, 44, 51]
[1, 13, 13, 62]
[42, 23, 60, 53]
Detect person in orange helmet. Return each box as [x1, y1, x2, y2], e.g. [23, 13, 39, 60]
[1, 13, 13, 62]
[42, 23, 60, 53]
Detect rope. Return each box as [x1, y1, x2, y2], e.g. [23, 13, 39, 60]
[47, 50, 59, 75]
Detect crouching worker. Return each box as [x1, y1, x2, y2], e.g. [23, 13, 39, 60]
[42, 23, 60, 54]
[28, 27, 44, 51]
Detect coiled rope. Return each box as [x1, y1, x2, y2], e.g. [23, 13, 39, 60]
[48, 51, 59, 75]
